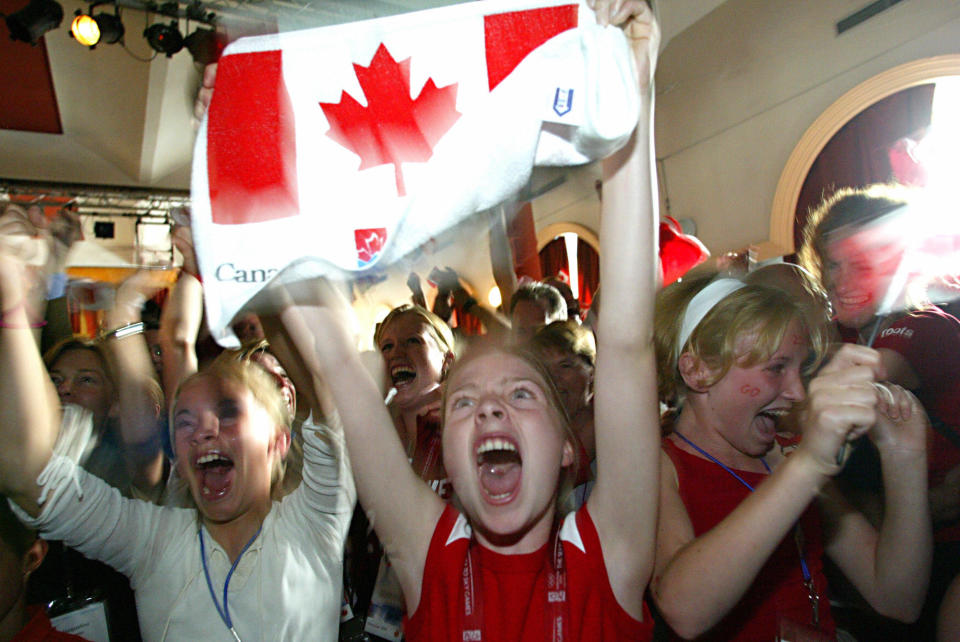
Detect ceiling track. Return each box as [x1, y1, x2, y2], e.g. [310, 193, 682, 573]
[0, 179, 190, 219]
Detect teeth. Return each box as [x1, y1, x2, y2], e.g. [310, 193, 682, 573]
[477, 438, 517, 455]
[391, 366, 416, 383]
[196, 452, 227, 465]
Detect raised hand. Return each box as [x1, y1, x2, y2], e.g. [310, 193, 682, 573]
[112, 270, 170, 322]
[589, 0, 659, 90]
[797, 344, 885, 475]
[171, 208, 199, 278]
[869, 382, 927, 455]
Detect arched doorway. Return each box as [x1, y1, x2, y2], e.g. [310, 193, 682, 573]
[536, 222, 600, 315]
[767, 55, 960, 255]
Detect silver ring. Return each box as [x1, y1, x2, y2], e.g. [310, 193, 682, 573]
[872, 381, 895, 405]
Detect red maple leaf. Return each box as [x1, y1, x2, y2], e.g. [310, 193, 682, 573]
[319, 44, 461, 197]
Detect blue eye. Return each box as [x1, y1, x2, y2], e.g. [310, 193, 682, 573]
[451, 396, 473, 410]
[511, 387, 534, 400]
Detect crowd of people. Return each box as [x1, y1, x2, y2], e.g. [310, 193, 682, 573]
[0, 1, 957, 641]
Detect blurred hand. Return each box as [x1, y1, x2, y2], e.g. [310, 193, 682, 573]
[49, 205, 82, 250]
[428, 266, 460, 292]
[407, 272, 427, 308]
[171, 209, 199, 277]
[193, 63, 218, 128]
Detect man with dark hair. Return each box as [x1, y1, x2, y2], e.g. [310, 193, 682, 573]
[508, 281, 567, 343]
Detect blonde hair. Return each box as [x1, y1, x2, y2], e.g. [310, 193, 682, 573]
[441, 344, 581, 512]
[528, 320, 596, 368]
[44, 338, 115, 386]
[655, 274, 822, 406]
[375, 304, 457, 359]
[169, 357, 292, 503]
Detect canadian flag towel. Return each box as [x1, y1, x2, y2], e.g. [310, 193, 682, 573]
[191, 0, 639, 345]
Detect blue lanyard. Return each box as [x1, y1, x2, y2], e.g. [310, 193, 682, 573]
[673, 430, 820, 626]
[673, 430, 770, 485]
[199, 523, 263, 642]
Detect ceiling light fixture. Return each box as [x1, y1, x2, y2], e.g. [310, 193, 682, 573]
[144, 20, 182, 57]
[4, 0, 64, 44]
[70, 7, 123, 48]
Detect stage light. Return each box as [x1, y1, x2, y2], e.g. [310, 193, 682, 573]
[5, 0, 64, 44]
[144, 21, 182, 57]
[70, 10, 123, 47]
[184, 27, 224, 64]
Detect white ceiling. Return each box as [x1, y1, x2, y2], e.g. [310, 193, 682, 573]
[0, 0, 726, 191]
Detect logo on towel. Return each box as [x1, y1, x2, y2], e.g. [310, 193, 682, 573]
[355, 228, 388, 267]
[553, 88, 573, 116]
[214, 263, 279, 283]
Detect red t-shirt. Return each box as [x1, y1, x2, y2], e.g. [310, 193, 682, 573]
[662, 439, 836, 642]
[13, 607, 90, 642]
[403, 504, 653, 641]
[842, 308, 960, 541]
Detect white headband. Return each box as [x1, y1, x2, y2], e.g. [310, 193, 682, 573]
[676, 278, 746, 360]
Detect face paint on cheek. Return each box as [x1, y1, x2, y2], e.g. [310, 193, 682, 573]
[740, 384, 760, 397]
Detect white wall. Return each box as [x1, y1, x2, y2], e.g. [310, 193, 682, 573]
[654, 0, 960, 256]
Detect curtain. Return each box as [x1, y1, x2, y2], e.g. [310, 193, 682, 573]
[792, 83, 935, 252]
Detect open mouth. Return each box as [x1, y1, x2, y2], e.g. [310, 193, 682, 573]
[390, 365, 416, 387]
[835, 293, 871, 312]
[476, 437, 522, 503]
[756, 408, 789, 435]
[194, 450, 234, 500]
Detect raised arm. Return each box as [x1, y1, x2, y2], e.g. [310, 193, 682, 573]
[159, 220, 203, 409]
[488, 203, 518, 308]
[822, 381, 931, 621]
[102, 270, 168, 497]
[276, 280, 443, 613]
[0, 253, 60, 516]
[586, 0, 660, 620]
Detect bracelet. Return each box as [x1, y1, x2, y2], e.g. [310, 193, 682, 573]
[0, 300, 47, 329]
[99, 321, 145, 341]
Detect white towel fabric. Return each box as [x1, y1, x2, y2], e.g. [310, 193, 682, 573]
[191, 0, 639, 346]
